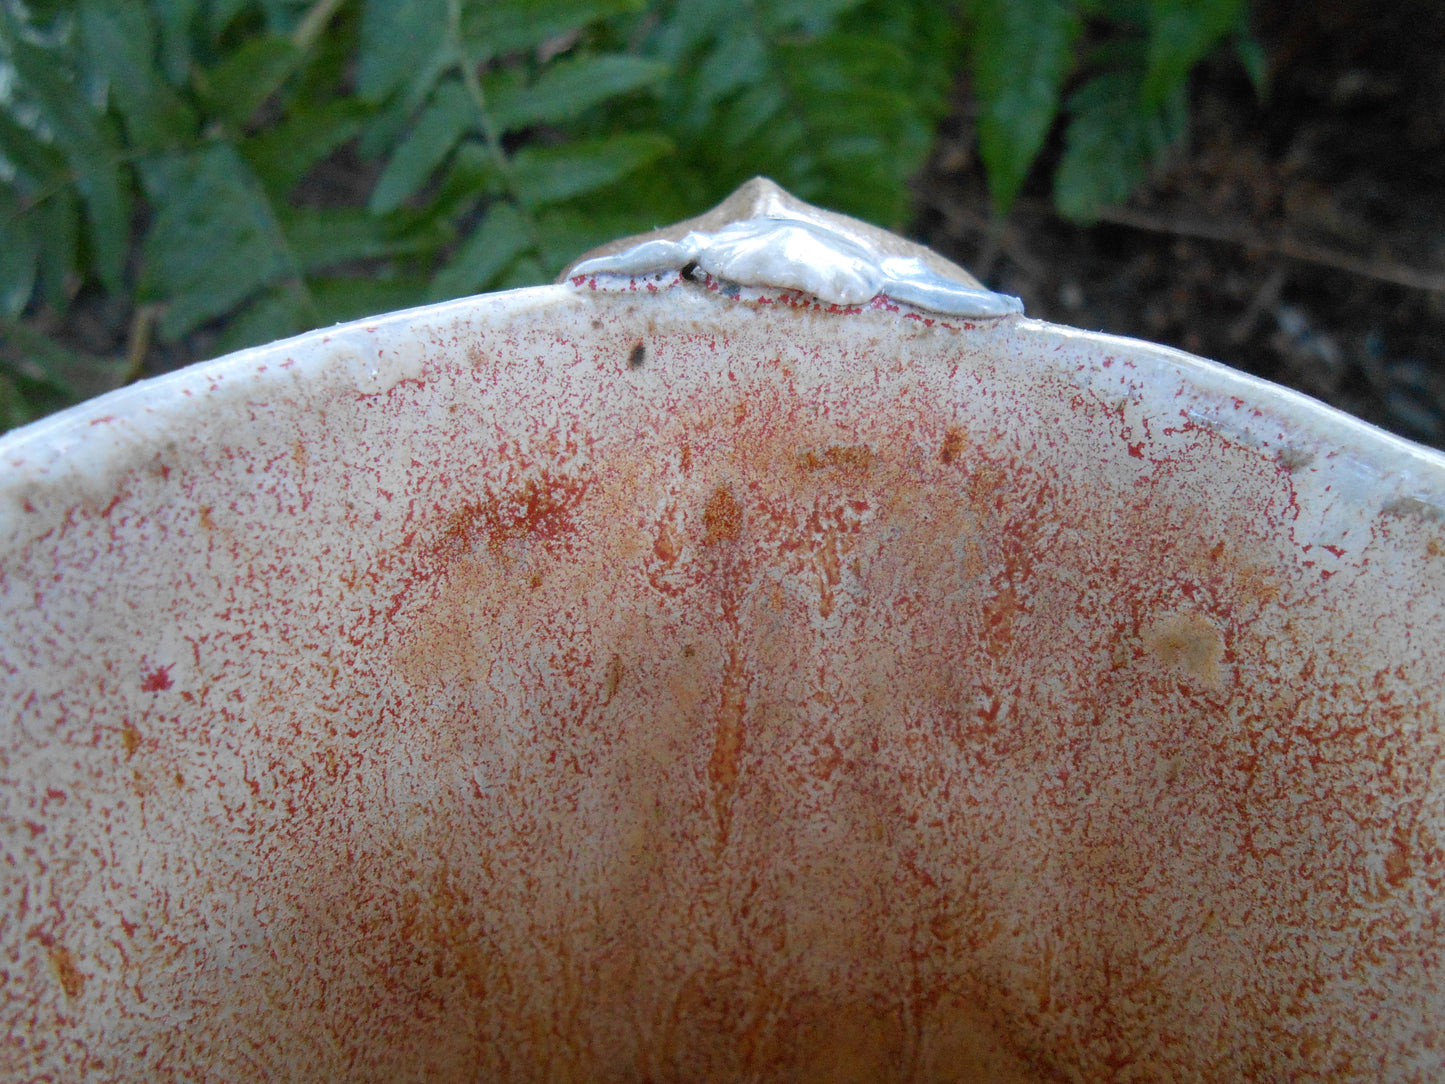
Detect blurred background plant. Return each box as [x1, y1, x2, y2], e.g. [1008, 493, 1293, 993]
[0, 0, 1265, 431]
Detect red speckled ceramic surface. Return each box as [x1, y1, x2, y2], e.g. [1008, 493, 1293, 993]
[2, 264, 1444, 1081]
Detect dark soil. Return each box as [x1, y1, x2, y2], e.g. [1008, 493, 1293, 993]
[914, 0, 1445, 451]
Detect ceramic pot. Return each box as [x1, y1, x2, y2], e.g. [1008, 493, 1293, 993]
[3, 180, 1443, 1082]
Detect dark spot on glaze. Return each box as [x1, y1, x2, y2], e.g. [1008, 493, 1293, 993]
[798, 445, 873, 473]
[49, 946, 85, 999]
[629, 342, 646, 369]
[940, 427, 966, 465]
[680, 260, 699, 281]
[1276, 446, 1314, 472]
[606, 655, 625, 701]
[145, 454, 172, 481]
[1385, 830, 1412, 887]
[702, 484, 743, 545]
[1144, 612, 1225, 688]
[654, 520, 682, 565]
[1381, 496, 1445, 522]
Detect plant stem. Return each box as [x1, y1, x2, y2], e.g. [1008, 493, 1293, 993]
[292, 0, 347, 52]
[445, 0, 543, 252]
[123, 304, 161, 384]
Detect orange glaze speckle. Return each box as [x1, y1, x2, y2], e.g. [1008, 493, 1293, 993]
[1, 291, 1443, 1082]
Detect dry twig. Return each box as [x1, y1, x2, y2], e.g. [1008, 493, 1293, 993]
[1014, 201, 1445, 294]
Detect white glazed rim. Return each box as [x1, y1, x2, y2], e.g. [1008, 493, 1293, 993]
[1, 282, 1442, 546]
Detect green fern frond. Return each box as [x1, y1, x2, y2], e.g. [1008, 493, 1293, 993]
[0, 0, 1263, 433]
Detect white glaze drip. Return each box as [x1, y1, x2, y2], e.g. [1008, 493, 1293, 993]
[570, 215, 1023, 317]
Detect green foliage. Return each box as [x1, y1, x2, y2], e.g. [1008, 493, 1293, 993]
[641, 0, 959, 227]
[0, 0, 1259, 430]
[968, 0, 1261, 220]
[971, 0, 1080, 214]
[1053, 68, 1189, 219]
[2, 4, 131, 292]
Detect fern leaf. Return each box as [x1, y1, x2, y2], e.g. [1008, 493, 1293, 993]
[712, 83, 785, 150]
[0, 193, 38, 318]
[970, 0, 1080, 214]
[358, 46, 459, 158]
[425, 142, 507, 222]
[34, 189, 80, 311]
[647, 0, 731, 65]
[280, 208, 452, 273]
[460, 0, 646, 60]
[759, 0, 866, 33]
[643, 0, 954, 226]
[79, 0, 196, 150]
[138, 144, 301, 338]
[206, 0, 253, 38]
[495, 255, 548, 291]
[691, 27, 767, 117]
[1054, 70, 1188, 222]
[0, 7, 129, 293]
[0, 315, 127, 400]
[428, 201, 533, 300]
[490, 55, 671, 133]
[0, 110, 66, 192]
[369, 78, 474, 213]
[242, 99, 372, 200]
[358, 0, 449, 102]
[151, 0, 199, 85]
[512, 132, 673, 208]
[311, 275, 431, 324]
[1142, 0, 1243, 108]
[536, 206, 659, 273]
[213, 286, 312, 355]
[1233, 31, 1268, 98]
[197, 35, 301, 128]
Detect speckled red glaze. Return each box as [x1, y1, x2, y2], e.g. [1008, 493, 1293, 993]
[2, 274, 1444, 1082]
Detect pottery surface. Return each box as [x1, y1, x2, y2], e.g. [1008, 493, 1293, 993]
[2, 182, 1444, 1082]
